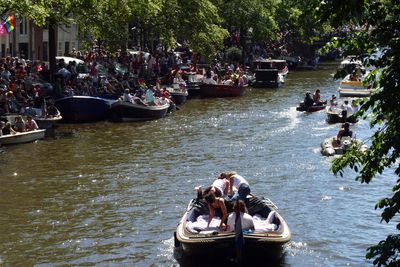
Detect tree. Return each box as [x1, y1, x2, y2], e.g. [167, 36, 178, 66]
[319, 1, 400, 266]
[216, 0, 279, 62]
[0, 0, 97, 78]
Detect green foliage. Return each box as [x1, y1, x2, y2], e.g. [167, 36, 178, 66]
[226, 46, 242, 63]
[320, 1, 400, 266]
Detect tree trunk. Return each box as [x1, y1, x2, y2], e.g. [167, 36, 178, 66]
[48, 21, 57, 82]
[240, 28, 247, 67]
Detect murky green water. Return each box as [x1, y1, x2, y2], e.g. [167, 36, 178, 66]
[0, 62, 396, 266]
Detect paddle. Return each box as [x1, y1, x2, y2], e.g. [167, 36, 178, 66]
[234, 200, 244, 265]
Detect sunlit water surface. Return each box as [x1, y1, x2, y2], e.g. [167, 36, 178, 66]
[0, 62, 396, 267]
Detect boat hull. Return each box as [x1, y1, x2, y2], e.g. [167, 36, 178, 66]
[35, 116, 63, 129]
[170, 92, 187, 105]
[252, 69, 282, 88]
[326, 107, 358, 124]
[55, 96, 114, 123]
[321, 137, 368, 156]
[199, 84, 245, 98]
[338, 79, 371, 97]
[296, 104, 326, 112]
[175, 196, 291, 259]
[0, 129, 46, 145]
[109, 101, 169, 122]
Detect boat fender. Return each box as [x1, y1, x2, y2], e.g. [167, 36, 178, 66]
[173, 231, 180, 247]
[324, 147, 335, 156]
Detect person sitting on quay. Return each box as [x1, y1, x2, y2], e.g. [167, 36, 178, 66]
[25, 115, 39, 131]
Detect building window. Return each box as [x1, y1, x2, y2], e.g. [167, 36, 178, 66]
[19, 18, 23, 34]
[58, 42, 62, 50]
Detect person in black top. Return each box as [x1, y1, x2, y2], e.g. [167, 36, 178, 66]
[304, 92, 314, 107]
[336, 122, 353, 145]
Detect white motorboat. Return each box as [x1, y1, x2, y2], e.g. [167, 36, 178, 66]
[0, 129, 46, 145]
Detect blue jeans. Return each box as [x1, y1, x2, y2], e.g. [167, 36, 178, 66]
[230, 183, 250, 201]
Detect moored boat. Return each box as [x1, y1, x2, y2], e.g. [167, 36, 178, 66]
[321, 136, 367, 156]
[175, 195, 291, 258]
[35, 115, 63, 129]
[1, 113, 62, 130]
[109, 101, 169, 122]
[252, 69, 282, 88]
[199, 84, 246, 98]
[166, 85, 188, 105]
[0, 129, 46, 145]
[55, 96, 116, 123]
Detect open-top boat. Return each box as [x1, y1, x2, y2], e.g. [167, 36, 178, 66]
[0, 129, 46, 145]
[175, 195, 291, 259]
[296, 102, 326, 112]
[321, 136, 367, 156]
[166, 84, 188, 105]
[109, 101, 170, 122]
[338, 74, 371, 98]
[55, 95, 117, 123]
[1, 112, 62, 130]
[325, 106, 358, 124]
[199, 84, 246, 98]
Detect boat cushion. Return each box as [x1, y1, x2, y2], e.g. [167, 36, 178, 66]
[186, 215, 221, 233]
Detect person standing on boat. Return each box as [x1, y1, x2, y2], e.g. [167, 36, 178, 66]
[204, 191, 229, 231]
[341, 100, 354, 120]
[227, 172, 251, 201]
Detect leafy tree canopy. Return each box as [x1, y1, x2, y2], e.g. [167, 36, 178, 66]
[319, 1, 400, 266]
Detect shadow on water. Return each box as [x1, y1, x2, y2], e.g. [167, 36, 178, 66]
[173, 246, 287, 267]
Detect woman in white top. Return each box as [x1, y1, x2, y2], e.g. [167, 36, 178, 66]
[227, 200, 254, 232]
[228, 171, 251, 201]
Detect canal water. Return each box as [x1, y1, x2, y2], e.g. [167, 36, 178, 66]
[0, 62, 396, 267]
